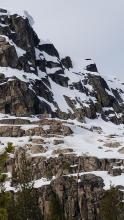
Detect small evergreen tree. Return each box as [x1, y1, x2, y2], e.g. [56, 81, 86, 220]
[11, 149, 42, 220]
[0, 151, 13, 220]
[99, 187, 124, 220]
[6, 142, 14, 154]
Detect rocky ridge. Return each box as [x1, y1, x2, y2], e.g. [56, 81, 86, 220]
[0, 9, 124, 123]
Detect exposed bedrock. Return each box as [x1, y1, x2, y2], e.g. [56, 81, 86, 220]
[0, 9, 124, 123]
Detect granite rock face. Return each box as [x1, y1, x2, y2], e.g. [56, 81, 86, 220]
[0, 117, 123, 220]
[38, 175, 104, 220]
[0, 36, 18, 68]
[0, 9, 124, 123]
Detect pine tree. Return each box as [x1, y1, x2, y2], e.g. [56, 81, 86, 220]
[0, 151, 12, 220]
[99, 187, 124, 220]
[11, 149, 42, 220]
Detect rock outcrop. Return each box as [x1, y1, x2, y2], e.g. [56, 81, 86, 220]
[38, 175, 104, 220]
[0, 9, 124, 123]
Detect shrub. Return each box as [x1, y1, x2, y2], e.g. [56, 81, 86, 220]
[62, 161, 70, 171]
[45, 169, 53, 180]
[49, 193, 65, 220]
[0, 173, 7, 183]
[0, 208, 8, 220]
[99, 187, 124, 220]
[6, 142, 14, 153]
[0, 152, 8, 170]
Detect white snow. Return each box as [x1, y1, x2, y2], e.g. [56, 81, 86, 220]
[35, 48, 59, 63]
[39, 38, 52, 45]
[1, 9, 27, 20]
[69, 171, 124, 190]
[24, 10, 35, 26]
[42, 125, 50, 130]
[38, 96, 56, 111]
[46, 67, 62, 75]
[49, 78, 96, 113]
[0, 34, 26, 58]
[0, 67, 40, 83]
[0, 113, 41, 122]
[61, 118, 124, 159]
[34, 178, 51, 188]
[37, 68, 47, 79]
[84, 171, 124, 190]
[4, 170, 124, 191]
[42, 51, 60, 63]
[0, 114, 123, 191]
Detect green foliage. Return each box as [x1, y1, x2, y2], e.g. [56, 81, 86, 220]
[0, 174, 7, 183]
[0, 208, 8, 220]
[0, 192, 13, 220]
[0, 152, 8, 191]
[0, 149, 41, 220]
[0, 174, 7, 192]
[0, 151, 13, 220]
[0, 152, 8, 171]
[6, 142, 14, 153]
[0, 192, 12, 209]
[13, 189, 41, 220]
[99, 187, 124, 220]
[11, 150, 41, 220]
[13, 151, 34, 187]
[62, 161, 70, 171]
[49, 193, 65, 220]
[45, 169, 53, 180]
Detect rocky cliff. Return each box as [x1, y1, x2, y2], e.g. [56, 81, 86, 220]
[0, 9, 124, 124]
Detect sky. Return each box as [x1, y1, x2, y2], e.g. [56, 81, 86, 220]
[0, 0, 124, 80]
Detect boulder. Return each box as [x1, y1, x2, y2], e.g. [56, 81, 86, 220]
[0, 38, 18, 68]
[61, 56, 73, 69]
[86, 63, 98, 72]
[53, 139, 64, 145]
[27, 144, 47, 154]
[118, 147, 124, 154]
[109, 167, 122, 176]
